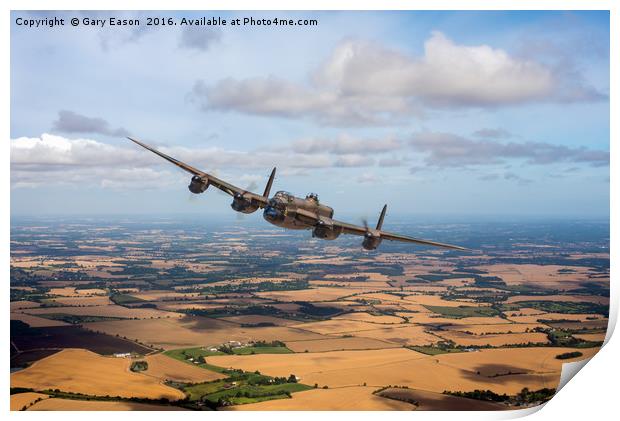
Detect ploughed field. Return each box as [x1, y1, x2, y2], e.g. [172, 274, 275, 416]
[10, 219, 609, 410]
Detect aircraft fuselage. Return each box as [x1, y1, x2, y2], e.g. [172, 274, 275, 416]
[263, 191, 334, 231]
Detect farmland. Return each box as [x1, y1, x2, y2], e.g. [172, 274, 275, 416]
[11, 349, 185, 400]
[10, 217, 609, 410]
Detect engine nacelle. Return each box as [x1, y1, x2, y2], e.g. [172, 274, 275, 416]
[188, 175, 209, 194]
[362, 234, 382, 250]
[312, 224, 343, 240]
[231, 194, 259, 214]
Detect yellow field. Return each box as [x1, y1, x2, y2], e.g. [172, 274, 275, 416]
[503, 308, 547, 317]
[286, 337, 399, 352]
[11, 349, 185, 400]
[292, 319, 391, 335]
[51, 295, 114, 306]
[28, 398, 187, 411]
[332, 312, 405, 324]
[208, 346, 600, 395]
[10, 392, 49, 411]
[24, 304, 180, 320]
[10, 300, 41, 310]
[86, 316, 325, 349]
[48, 287, 106, 297]
[435, 331, 549, 346]
[11, 312, 68, 327]
[226, 386, 415, 410]
[76, 288, 108, 295]
[473, 264, 593, 290]
[141, 353, 226, 383]
[348, 325, 440, 346]
[49, 287, 80, 296]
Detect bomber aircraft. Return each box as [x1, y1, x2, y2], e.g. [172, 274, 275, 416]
[128, 137, 466, 251]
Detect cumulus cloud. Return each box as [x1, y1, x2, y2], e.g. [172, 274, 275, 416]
[179, 26, 221, 51]
[52, 110, 131, 137]
[10, 133, 383, 188]
[409, 131, 609, 168]
[189, 32, 604, 126]
[291, 135, 401, 155]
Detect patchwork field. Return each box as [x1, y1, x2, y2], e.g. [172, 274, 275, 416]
[208, 346, 599, 395]
[10, 219, 609, 410]
[85, 316, 325, 349]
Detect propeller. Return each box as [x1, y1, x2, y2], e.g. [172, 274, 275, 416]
[236, 181, 259, 220]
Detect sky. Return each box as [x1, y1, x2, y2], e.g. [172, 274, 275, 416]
[10, 10, 610, 219]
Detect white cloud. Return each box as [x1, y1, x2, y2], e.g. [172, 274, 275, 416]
[190, 32, 603, 126]
[10, 133, 384, 189]
[291, 135, 401, 155]
[409, 131, 609, 167]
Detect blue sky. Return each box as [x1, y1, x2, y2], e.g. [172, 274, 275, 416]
[10, 10, 609, 219]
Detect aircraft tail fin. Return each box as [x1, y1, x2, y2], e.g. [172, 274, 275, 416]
[376, 204, 387, 230]
[263, 167, 276, 198]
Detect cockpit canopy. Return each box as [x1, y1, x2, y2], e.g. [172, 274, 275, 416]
[274, 191, 292, 200]
[306, 193, 319, 203]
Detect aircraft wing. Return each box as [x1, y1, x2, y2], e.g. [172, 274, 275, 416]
[127, 137, 269, 206]
[329, 218, 467, 250]
[376, 231, 467, 250]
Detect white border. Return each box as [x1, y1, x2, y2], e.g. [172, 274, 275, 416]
[3, 1, 616, 420]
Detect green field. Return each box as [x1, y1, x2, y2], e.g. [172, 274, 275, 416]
[507, 300, 608, 316]
[163, 348, 311, 407]
[182, 373, 312, 405]
[231, 346, 293, 355]
[164, 347, 227, 373]
[164, 344, 293, 374]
